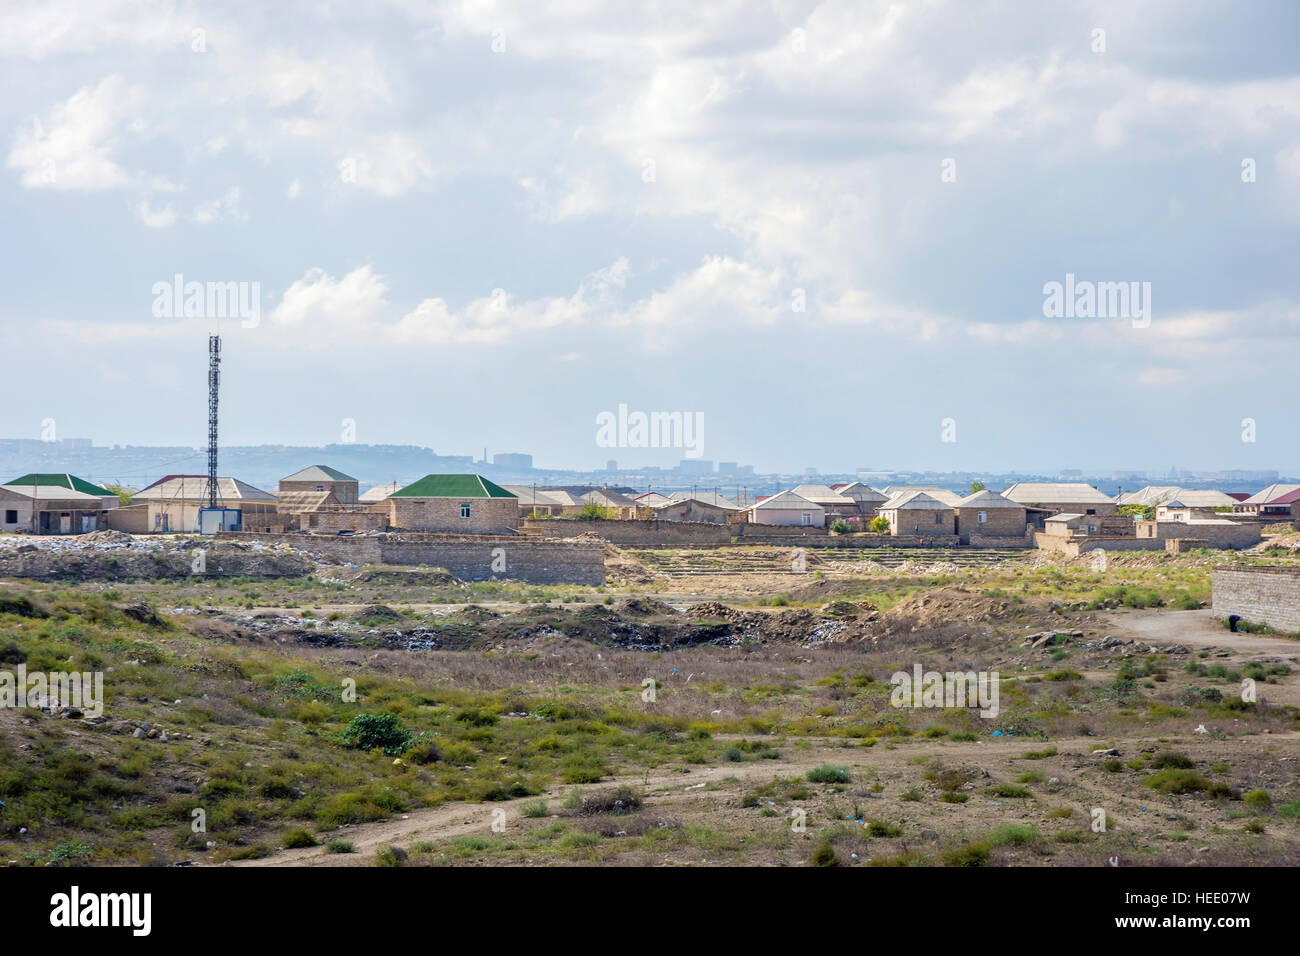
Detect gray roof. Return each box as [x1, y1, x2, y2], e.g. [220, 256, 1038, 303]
[1242, 483, 1300, 505]
[752, 490, 823, 511]
[280, 464, 358, 483]
[1161, 490, 1238, 508]
[957, 489, 1024, 509]
[1116, 485, 1181, 506]
[667, 490, 740, 509]
[881, 485, 963, 506]
[835, 481, 888, 504]
[358, 481, 403, 503]
[1001, 482, 1113, 505]
[134, 476, 276, 502]
[882, 491, 950, 511]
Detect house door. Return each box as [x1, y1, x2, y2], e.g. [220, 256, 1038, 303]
[59, 514, 71, 533]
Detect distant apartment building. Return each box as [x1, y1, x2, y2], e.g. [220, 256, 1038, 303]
[493, 452, 533, 470]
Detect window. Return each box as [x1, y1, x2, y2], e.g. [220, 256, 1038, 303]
[800, 512, 811, 525]
[315, 484, 324, 491]
[460, 502, 471, 518]
[1085, 508, 1096, 515]
[3, 510, 15, 524]
[935, 513, 943, 525]
[977, 510, 987, 524]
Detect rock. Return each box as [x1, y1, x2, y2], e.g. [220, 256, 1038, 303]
[920, 829, 940, 843]
[132, 727, 147, 739]
[1092, 748, 1120, 757]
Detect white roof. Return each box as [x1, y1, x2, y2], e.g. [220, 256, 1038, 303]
[134, 476, 275, 502]
[1242, 483, 1300, 505]
[634, 491, 673, 506]
[752, 490, 824, 511]
[501, 486, 567, 507]
[1001, 482, 1113, 505]
[1116, 485, 1181, 506]
[1045, 512, 1087, 522]
[664, 492, 740, 509]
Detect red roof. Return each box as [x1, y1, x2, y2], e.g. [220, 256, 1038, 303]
[1226, 492, 1251, 501]
[1270, 488, 1300, 505]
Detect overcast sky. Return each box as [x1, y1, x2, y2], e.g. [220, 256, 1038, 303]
[2, 0, 1298, 475]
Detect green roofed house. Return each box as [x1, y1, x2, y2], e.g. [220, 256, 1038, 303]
[279, 465, 360, 505]
[383, 474, 519, 533]
[0, 473, 118, 534]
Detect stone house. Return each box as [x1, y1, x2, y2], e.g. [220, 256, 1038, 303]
[749, 490, 825, 527]
[1001, 482, 1118, 518]
[879, 491, 955, 536]
[278, 465, 360, 505]
[954, 489, 1027, 543]
[384, 474, 519, 533]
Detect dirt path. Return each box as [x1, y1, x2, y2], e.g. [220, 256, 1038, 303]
[1104, 608, 1300, 657]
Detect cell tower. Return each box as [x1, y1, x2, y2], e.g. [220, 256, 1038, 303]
[205, 335, 221, 508]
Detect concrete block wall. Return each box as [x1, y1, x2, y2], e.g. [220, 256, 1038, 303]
[388, 497, 519, 533]
[1212, 566, 1300, 633]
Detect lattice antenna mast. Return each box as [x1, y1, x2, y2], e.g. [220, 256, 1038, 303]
[205, 335, 221, 509]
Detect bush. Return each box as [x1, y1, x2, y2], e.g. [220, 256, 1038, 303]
[943, 842, 991, 867]
[1243, 789, 1271, 809]
[1150, 752, 1194, 770]
[341, 714, 412, 755]
[829, 519, 851, 534]
[281, 828, 318, 849]
[325, 840, 355, 854]
[869, 516, 891, 534]
[374, 845, 407, 867]
[865, 820, 902, 837]
[809, 839, 839, 866]
[1143, 770, 1209, 794]
[521, 799, 549, 818]
[807, 764, 851, 784]
[988, 824, 1038, 847]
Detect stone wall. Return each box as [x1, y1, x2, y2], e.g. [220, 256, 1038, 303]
[523, 518, 731, 546]
[956, 506, 1027, 542]
[1212, 566, 1300, 633]
[214, 531, 603, 584]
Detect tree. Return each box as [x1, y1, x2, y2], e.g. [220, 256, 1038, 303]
[101, 481, 134, 506]
[969, 480, 986, 494]
[869, 515, 891, 533]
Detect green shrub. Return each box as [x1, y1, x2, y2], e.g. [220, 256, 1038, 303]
[325, 840, 355, 854]
[374, 845, 407, 867]
[521, 799, 549, 818]
[943, 842, 990, 867]
[865, 820, 902, 837]
[809, 839, 839, 866]
[1143, 770, 1209, 794]
[1150, 752, 1194, 770]
[807, 764, 851, 784]
[281, 828, 318, 849]
[1243, 789, 1271, 809]
[988, 824, 1037, 847]
[341, 714, 412, 755]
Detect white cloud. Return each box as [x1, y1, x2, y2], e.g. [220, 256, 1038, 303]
[338, 134, 433, 197]
[135, 200, 175, 228]
[8, 74, 141, 191]
[286, 178, 302, 199]
[190, 187, 246, 224]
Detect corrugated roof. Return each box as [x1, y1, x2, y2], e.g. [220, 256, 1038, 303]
[1161, 490, 1239, 508]
[835, 481, 888, 503]
[1001, 482, 1114, 504]
[957, 489, 1023, 509]
[667, 491, 740, 509]
[752, 490, 823, 511]
[5, 473, 113, 496]
[134, 475, 276, 501]
[0, 484, 111, 503]
[1241, 483, 1300, 505]
[792, 484, 856, 507]
[280, 464, 358, 483]
[882, 491, 950, 511]
[390, 474, 515, 499]
[881, 485, 963, 506]
[1116, 485, 1181, 506]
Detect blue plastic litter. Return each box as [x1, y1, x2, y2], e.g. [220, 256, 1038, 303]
[991, 730, 1004, 736]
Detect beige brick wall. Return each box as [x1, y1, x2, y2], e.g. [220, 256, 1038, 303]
[387, 496, 519, 533]
[279, 479, 360, 505]
[1212, 566, 1300, 633]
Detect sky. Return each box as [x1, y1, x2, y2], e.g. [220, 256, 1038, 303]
[1, 0, 1298, 476]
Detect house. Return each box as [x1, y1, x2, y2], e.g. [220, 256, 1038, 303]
[651, 496, 736, 524]
[667, 490, 740, 510]
[278, 465, 360, 505]
[954, 489, 1028, 544]
[1041, 513, 1132, 537]
[791, 484, 857, 517]
[880, 485, 964, 507]
[878, 491, 955, 536]
[384, 474, 518, 533]
[833, 481, 889, 515]
[0, 473, 118, 534]
[749, 491, 825, 527]
[1154, 490, 1240, 521]
[127, 475, 277, 533]
[1001, 482, 1118, 518]
[1234, 484, 1300, 520]
[275, 490, 341, 514]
